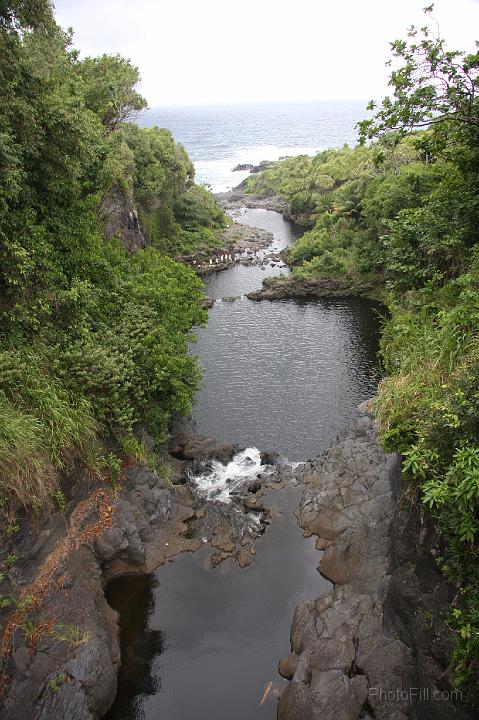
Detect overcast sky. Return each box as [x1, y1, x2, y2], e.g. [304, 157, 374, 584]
[53, 0, 479, 107]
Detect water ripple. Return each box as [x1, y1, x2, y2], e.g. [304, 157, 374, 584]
[192, 210, 382, 460]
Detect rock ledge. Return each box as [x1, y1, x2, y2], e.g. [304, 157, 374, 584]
[279, 414, 472, 720]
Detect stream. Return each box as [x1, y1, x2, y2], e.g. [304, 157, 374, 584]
[105, 209, 383, 720]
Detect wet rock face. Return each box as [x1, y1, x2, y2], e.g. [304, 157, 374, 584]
[383, 505, 473, 720]
[169, 433, 236, 464]
[100, 182, 148, 253]
[1, 546, 119, 720]
[278, 415, 472, 720]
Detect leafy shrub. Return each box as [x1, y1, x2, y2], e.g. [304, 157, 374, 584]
[0, 6, 216, 511]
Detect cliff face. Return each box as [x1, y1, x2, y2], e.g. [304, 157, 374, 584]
[384, 502, 467, 720]
[0, 432, 205, 720]
[279, 413, 472, 720]
[100, 182, 148, 252]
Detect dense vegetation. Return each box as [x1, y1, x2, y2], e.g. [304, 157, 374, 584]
[246, 135, 447, 288]
[249, 8, 479, 702]
[0, 1, 224, 509]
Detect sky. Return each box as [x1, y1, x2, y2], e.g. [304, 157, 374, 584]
[52, 0, 479, 107]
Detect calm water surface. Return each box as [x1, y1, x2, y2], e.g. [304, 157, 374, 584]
[192, 209, 382, 460]
[105, 210, 382, 720]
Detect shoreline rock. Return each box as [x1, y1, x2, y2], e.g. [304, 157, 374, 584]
[178, 221, 273, 279]
[232, 163, 254, 172]
[279, 413, 472, 720]
[247, 275, 383, 302]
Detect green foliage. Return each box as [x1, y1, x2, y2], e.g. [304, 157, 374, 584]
[51, 623, 91, 646]
[118, 124, 225, 255]
[49, 673, 66, 694]
[78, 54, 147, 131]
[248, 140, 417, 282]
[51, 490, 65, 513]
[361, 160, 442, 240]
[246, 7, 479, 701]
[174, 184, 226, 232]
[449, 603, 479, 693]
[102, 453, 122, 491]
[117, 435, 152, 466]
[0, 350, 99, 507]
[122, 123, 193, 208]
[423, 446, 479, 543]
[5, 523, 20, 536]
[0, 0, 53, 32]
[0, 4, 217, 512]
[6, 554, 18, 568]
[364, 13, 479, 695]
[358, 4, 479, 153]
[287, 227, 330, 265]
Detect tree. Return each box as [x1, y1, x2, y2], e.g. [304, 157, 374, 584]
[78, 54, 147, 132]
[358, 4, 479, 145]
[0, 0, 52, 32]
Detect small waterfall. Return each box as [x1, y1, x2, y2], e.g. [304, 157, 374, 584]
[189, 447, 271, 503]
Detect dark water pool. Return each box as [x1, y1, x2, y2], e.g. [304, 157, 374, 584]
[105, 483, 330, 720]
[105, 209, 383, 720]
[192, 208, 383, 461]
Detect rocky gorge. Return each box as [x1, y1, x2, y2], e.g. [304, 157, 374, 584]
[0, 416, 283, 719]
[0, 201, 472, 720]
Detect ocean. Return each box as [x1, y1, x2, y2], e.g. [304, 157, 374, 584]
[138, 100, 368, 192]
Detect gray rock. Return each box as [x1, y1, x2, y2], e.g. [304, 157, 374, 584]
[100, 182, 148, 253]
[169, 433, 235, 463]
[280, 416, 473, 720]
[124, 465, 168, 490]
[0, 446, 188, 720]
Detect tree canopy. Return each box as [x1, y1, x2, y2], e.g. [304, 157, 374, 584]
[358, 4, 479, 153]
[0, 3, 223, 511]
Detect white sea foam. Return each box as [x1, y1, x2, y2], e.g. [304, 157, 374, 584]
[195, 144, 321, 193]
[190, 447, 270, 503]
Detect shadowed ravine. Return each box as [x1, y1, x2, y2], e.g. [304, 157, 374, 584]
[105, 209, 383, 720]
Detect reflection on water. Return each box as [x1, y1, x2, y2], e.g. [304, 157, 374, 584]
[105, 484, 331, 720]
[192, 296, 382, 460]
[104, 575, 164, 720]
